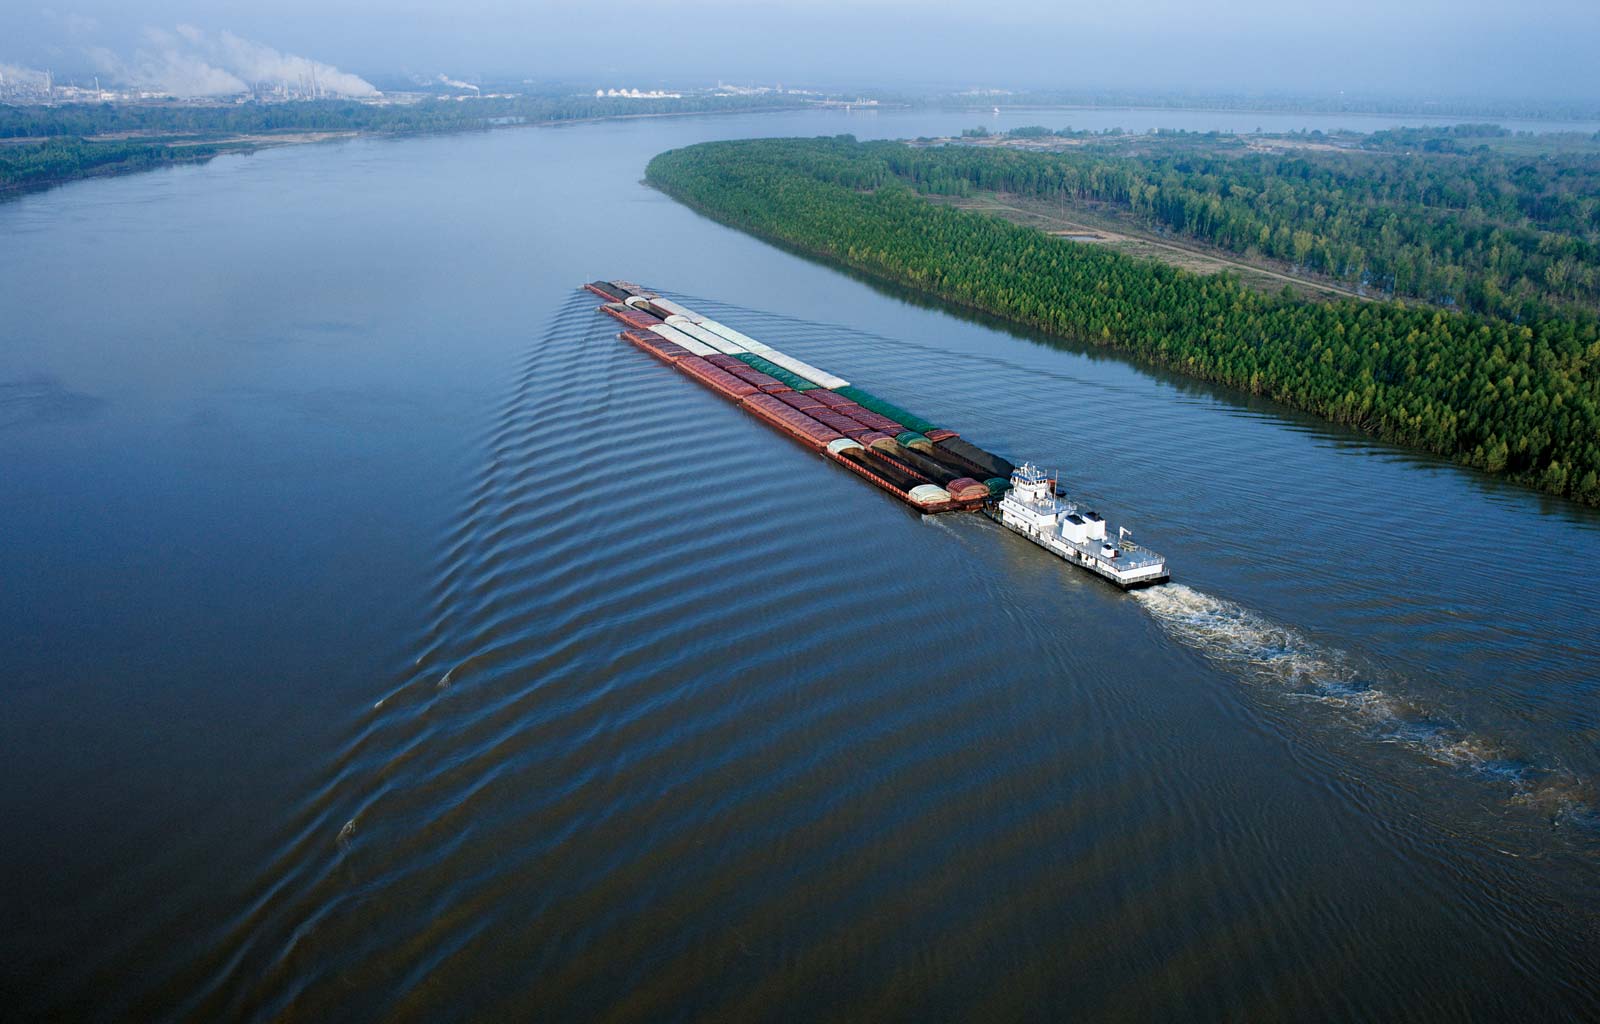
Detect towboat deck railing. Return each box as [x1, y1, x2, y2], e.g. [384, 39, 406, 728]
[1061, 537, 1165, 572]
[1000, 495, 1165, 573]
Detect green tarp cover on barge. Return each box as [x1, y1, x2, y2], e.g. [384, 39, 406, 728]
[833, 386, 941, 435]
[734, 353, 822, 391]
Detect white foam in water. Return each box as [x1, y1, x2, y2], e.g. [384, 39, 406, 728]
[1133, 584, 1595, 822]
[1134, 584, 1372, 698]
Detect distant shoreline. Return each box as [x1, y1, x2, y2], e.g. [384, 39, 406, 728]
[0, 144, 239, 198]
[942, 102, 1600, 127]
[0, 104, 816, 200]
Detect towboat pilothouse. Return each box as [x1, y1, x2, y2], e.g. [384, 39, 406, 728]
[993, 463, 1169, 589]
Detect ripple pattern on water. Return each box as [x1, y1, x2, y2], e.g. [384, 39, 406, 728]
[150, 290, 1600, 1023]
[1134, 583, 1597, 824]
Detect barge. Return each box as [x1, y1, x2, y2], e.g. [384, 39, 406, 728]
[582, 279, 1169, 589]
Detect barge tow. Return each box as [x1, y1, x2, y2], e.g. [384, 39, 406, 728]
[583, 279, 1169, 590]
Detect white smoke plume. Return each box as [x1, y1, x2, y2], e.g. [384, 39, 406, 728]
[184, 27, 379, 97]
[437, 74, 480, 95]
[87, 26, 378, 99]
[88, 30, 246, 97]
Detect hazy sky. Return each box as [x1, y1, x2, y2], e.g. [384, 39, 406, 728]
[5, 0, 1598, 98]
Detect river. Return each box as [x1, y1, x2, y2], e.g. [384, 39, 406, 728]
[2, 107, 1597, 1021]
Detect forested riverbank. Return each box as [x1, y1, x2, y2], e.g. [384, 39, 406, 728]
[0, 93, 801, 139]
[895, 126, 1600, 321]
[646, 137, 1600, 505]
[0, 136, 238, 193]
[0, 93, 801, 195]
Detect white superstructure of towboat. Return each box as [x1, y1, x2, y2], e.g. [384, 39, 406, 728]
[993, 463, 1168, 589]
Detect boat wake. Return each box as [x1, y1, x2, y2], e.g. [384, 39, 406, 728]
[1133, 584, 1595, 827]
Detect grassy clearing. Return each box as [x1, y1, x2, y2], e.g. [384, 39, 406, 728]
[926, 189, 1363, 303]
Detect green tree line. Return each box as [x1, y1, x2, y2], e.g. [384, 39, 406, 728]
[0, 137, 226, 190]
[0, 93, 801, 195]
[646, 136, 1600, 505]
[0, 94, 798, 140]
[872, 135, 1600, 321]
[936, 90, 1600, 122]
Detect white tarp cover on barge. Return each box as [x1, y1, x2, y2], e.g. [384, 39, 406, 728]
[647, 297, 699, 319]
[696, 318, 850, 389]
[664, 317, 748, 355]
[613, 278, 862, 390]
[647, 323, 719, 357]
